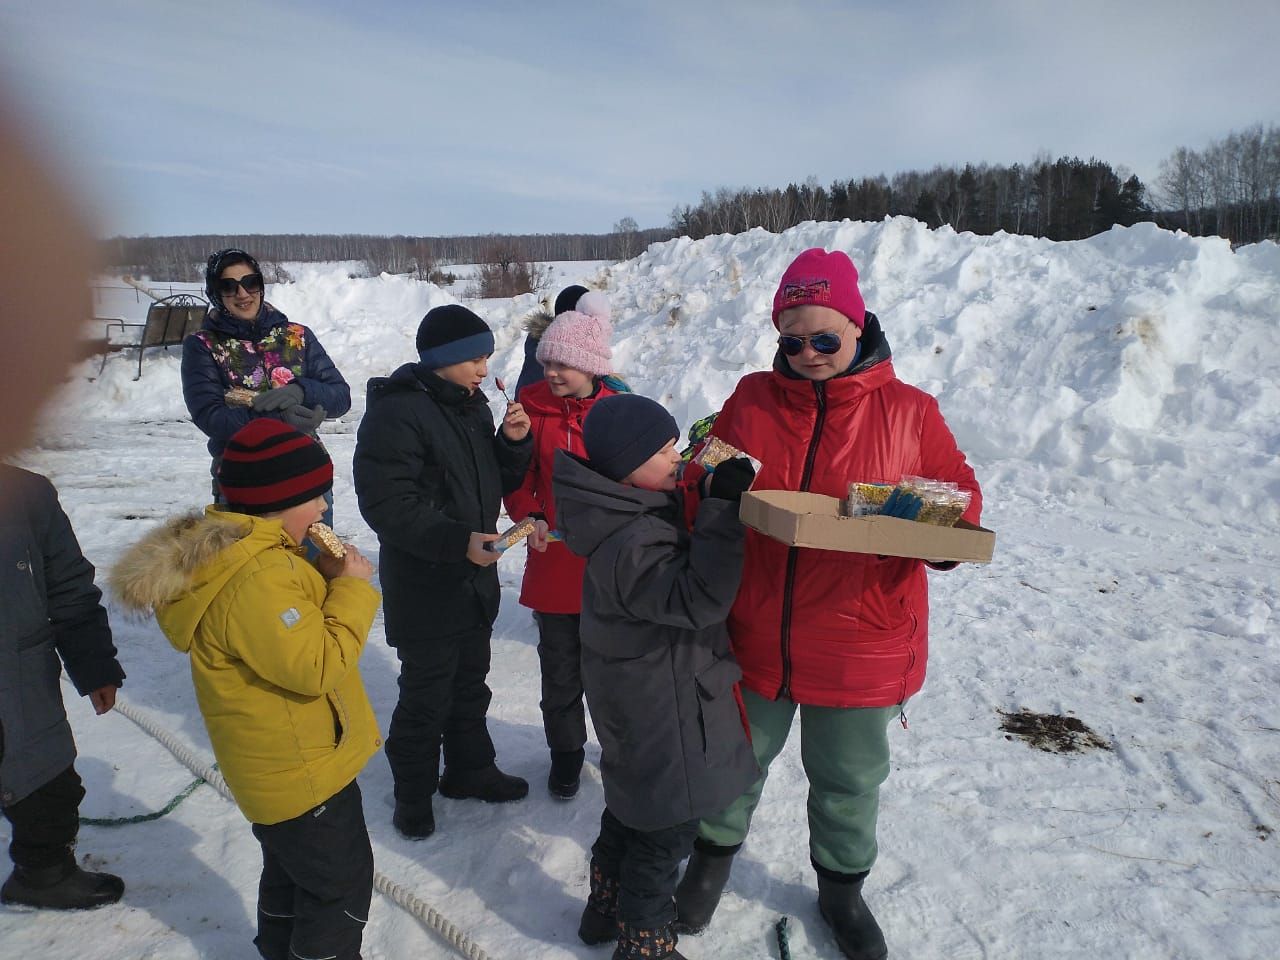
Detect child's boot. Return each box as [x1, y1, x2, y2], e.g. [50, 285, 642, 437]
[613, 921, 685, 960]
[816, 869, 887, 960]
[577, 858, 619, 945]
[549, 748, 585, 800]
[392, 796, 435, 839]
[1, 858, 124, 910]
[438, 763, 529, 802]
[673, 838, 740, 933]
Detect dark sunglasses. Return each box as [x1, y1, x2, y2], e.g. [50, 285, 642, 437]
[778, 330, 843, 356]
[216, 273, 264, 296]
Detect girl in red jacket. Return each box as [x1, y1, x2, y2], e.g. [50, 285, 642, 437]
[504, 292, 626, 799]
[674, 249, 982, 960]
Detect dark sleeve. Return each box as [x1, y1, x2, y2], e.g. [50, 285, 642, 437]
[494, 427, 533, 497]
[611, 499, 745, 631]
[35, 480, 124, 694]
[181, 333, 253, 444]
[353, 400, 472, 561]
[514, 335, 544, 397]
[296, 330, 352, 418]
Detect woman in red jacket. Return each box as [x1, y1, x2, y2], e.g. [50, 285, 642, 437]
[675, 249, 982, 960]
[504, 293, 625, 800]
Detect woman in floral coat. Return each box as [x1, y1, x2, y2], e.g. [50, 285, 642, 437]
[181, 249, 351, 516]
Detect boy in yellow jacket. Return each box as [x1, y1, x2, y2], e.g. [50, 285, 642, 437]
[112, 419, 381, 960]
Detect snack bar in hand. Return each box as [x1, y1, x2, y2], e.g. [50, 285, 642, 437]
[693, 436, 762, 473]
[307, 522, 346, 558]
[487, 516, 539, 553]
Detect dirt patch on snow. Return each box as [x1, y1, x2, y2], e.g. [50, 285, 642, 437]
[998, 708, 1111, 754]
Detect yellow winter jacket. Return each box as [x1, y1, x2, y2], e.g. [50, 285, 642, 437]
[111, 507, 381, 825]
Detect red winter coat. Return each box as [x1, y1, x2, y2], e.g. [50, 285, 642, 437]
[504, 378, 621, 613]
[709, 323, 981, 708]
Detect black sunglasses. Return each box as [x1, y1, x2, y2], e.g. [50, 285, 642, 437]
[778, 330, 843, 356]
[216, 273, 265, 296]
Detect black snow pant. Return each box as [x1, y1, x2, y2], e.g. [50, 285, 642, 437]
[384, 626, 497, 801]
[591, 806, 700, 927]
[2, 764, 83, 871]
[250, 779, 373, 960]
[533, 612, 587, 754]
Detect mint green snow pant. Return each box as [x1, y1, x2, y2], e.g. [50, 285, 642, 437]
[697, 688, 898, 875]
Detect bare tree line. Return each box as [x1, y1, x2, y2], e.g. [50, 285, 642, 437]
[1153, 123, 1280, 244]
[101, 230, 672, 282]
[670, 156, 1151, 243]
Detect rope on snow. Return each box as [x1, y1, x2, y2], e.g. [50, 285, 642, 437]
[108, 695, 497, 960]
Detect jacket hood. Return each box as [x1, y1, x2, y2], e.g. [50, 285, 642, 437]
[552, 450, 673, 556]
[522, 308, 556, 340]
[109, 507, 293, 654]
[202, 302, 289, 341]
[366, 362, 485, 409]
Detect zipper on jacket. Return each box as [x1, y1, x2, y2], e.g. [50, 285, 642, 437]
[778, 380, 828, 700]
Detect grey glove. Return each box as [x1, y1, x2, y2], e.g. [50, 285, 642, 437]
[252, 382, 304, 413]
[281, 403, 326, 434]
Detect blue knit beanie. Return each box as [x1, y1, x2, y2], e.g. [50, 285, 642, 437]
[582, 394, 679, 482]
[416, 305, 495, 369]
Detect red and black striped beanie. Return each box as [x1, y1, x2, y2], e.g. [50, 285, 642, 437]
[218, 419, 333, 515]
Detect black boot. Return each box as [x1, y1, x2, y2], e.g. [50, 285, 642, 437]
[392, 797, 435, 839]
[549, 748, 585, 800]
[438, 764, 529, 803]
[1, 861, 124, 910]
[673, 838, 740, 934]
[816, 867, 887, 960]
[577, 858, 619, 945]
[613, 921, 685, 960]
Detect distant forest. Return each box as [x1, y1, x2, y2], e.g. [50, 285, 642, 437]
[102, 123, 1278, 282]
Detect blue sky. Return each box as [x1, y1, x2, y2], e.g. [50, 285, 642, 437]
[1, 0, 1276, 237]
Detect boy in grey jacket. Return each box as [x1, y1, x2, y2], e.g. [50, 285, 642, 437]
[0, 465, 125, 910]
[552, 394, 759, 960]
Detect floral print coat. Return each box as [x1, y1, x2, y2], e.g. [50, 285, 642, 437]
[181, 303, 351, 471]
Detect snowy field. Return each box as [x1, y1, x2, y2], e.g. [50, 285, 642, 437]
[3, 218, 1279, 959]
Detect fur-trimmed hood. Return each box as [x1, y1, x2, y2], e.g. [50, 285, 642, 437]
[522, 308, 556, 340]
[109, 507, 294, 654]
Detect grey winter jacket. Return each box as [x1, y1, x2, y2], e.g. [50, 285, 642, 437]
[552, 451, 758, 831]
[0, 466, 124, 806]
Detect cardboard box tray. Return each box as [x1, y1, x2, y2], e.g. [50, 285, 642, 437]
[740, 490, 995, 564]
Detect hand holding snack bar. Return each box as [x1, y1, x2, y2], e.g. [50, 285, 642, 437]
[467, 531, 502, 566]
[315, 544, 373, 581]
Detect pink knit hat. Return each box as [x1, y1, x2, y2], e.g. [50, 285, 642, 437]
[536, 309, 614, 376]
[771, 248, 866, 329]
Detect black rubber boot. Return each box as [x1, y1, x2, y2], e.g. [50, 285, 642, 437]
[816, 867, 888, 960]
[612, 921, 685, 960]
[392, 797, 435, 839]
[438, 764, 529, 803]
[549, 748, 585, 800]
[1, 861, 124, 910]
[577, 858, 619, 946]
[673, 838, 740, 934]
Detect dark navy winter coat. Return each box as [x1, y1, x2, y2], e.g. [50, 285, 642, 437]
[0, 466, 124, 806]
[552, 451, 758, 831]
[180, 304, 351, 468]
[352, 364, 532, 643]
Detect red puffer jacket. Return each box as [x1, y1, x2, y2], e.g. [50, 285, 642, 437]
[710, 327, 981, 708]
[505, 378, 621, 613]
